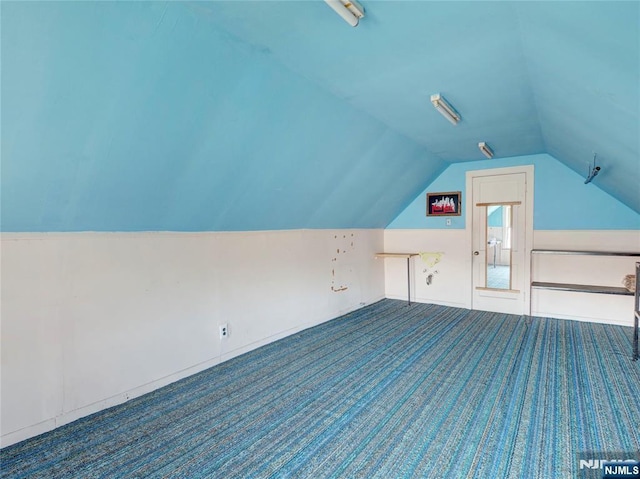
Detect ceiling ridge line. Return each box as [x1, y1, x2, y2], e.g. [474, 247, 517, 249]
[511, 3, 548, 156]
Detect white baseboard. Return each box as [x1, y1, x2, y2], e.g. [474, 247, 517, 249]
[1, 297, 381, 448]
[530, 310, 633, 327]
[384, 294, 467, 309]
[1, 355, 223, 448]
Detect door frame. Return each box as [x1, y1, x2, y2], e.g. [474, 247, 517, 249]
[464, 165, 534, 312]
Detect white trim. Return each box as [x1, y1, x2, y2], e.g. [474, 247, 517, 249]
[0, 228, 380, 241]
[384, 294, 467, 309]
[531, 310, 632, 327]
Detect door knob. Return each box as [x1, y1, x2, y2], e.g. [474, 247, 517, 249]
[473, 251, 479, 255]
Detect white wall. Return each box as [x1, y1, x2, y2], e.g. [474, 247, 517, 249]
[530, 230, 639, 325]
[383, 230, 469, 309]
[0, 229, 385, 446]
[384, 229, 639, 326]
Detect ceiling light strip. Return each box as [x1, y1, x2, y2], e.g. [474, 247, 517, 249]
[324, 0, 365, 27]
[478, 142, 494, 159]
[430, 94, 460, 125]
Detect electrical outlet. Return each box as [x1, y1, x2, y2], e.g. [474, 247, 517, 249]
[446, 218, 452, 226]
[219, 324, 228, 339]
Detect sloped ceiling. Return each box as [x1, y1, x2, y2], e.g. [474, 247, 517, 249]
[1, 1, 638, 232]
[192, 0, 639, 211]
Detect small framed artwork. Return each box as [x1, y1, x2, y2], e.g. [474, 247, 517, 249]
[427, 191, 462, 216]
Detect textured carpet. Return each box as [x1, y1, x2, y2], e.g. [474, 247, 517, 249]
[2, 300, 639, 478]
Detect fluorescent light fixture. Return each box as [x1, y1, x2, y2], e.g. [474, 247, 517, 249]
[324, 0, 365, 27]
[430, 94, 460, 125]
[478, 142, 494, 159]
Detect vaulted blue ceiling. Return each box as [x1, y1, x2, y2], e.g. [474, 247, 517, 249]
[1, 1, 638, 232]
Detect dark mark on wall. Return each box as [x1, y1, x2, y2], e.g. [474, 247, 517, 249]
[424, 269, 439, 285]
[330, 232, 357, 293]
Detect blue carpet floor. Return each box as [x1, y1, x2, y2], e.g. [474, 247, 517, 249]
[2, 300, 639, 478]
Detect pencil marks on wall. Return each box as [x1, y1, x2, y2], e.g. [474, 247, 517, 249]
[331, 233, 356, 293]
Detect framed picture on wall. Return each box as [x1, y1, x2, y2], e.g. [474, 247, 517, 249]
[426, 191, 462, 216]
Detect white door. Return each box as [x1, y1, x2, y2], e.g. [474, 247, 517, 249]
[468, 167, 533, 315]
